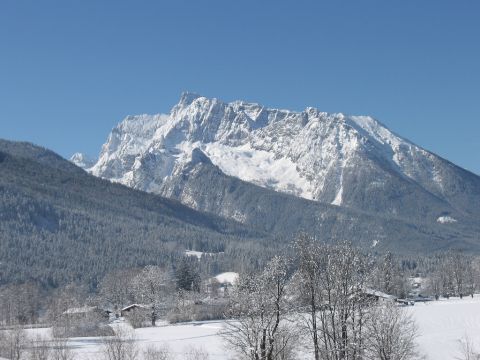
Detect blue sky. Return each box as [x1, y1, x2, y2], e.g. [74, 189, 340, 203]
[1, 0, 479, 174]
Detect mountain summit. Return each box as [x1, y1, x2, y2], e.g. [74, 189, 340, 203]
[80, 93, 480, 252]
[70, 152, 95, 169]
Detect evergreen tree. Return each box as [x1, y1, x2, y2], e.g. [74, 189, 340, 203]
[176, 258, 201, 292]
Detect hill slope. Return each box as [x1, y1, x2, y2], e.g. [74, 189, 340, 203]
[0, 139, 267, 288]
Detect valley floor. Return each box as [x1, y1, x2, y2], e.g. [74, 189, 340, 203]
[20, 295, 480, 360]
[26, 321, 226, 360]
[409, 295, 480, 360]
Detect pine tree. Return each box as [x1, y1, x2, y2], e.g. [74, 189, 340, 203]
[176, 258, 201, 292]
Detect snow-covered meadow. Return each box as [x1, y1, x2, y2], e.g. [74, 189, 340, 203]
[18, 295, 480, 360]
[410, 296, 480, 359]
[24, 321, 226, 360]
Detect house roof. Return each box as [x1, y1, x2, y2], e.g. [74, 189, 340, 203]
[121, 303, 150, 312]
[364, 288, 397, 300]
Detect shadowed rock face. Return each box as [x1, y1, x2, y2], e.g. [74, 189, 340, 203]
[82, 93, 480, 253]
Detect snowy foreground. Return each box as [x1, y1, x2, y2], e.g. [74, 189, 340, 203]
[25, 321, 226, 360]
[409, 295, 480, 359]
[22, 295, 480, 360]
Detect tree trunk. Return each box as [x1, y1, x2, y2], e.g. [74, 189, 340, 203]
[151, 307, 156, 326]
[341, 311, 348, 359]
[311, 289, 320, 360]
[261, 328, 267, 360]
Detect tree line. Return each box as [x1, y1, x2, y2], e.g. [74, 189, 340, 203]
[1, 233, 480, 359]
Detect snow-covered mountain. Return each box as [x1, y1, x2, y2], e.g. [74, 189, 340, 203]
[76, 93, 480, 252]
[70, 152, 95, 169]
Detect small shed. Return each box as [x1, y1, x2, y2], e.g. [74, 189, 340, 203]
[363, 289, 397, 303]
[62, 306, 110, 322]
[120, 304, 150, 317]
[56, 306, 113, 337]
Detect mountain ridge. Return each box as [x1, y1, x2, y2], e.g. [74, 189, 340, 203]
[85, 94, 480, 216]
[73, 93, 480, 253]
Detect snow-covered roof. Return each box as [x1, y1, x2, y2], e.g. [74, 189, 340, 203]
[364, 288, 397, 300]
[121, 303, 150, 312]
[214, 272, 239, 285]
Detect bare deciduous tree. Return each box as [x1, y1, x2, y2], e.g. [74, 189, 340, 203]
[101, 327, 138, 360]
[222, 256, 296, 360]
[0, 327, 27, 360]
[29, 334, 52, 360]
[142, 344, 174, 360]
[364, 302, 419, 360]
[50, 336, 76, 360]
[0, 283, 42, 326]
[184, 345, 209, 360]
[448, 252, 468, 298]
[47, 283, 90, 336]
[292, 234, 322, 360]
[99, 269, 138, 315]
[456, 336, 480, 360]
[311, 242, 372, 360]
[132, 266, 172, 326]
[426, 270, 443, 300]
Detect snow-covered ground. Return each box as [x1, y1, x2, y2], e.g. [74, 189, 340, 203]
[18, 295, 480, 359]
[184, 250, 206, 259]
[409, 295, 480, 359]
[25, 321, 227, 359]
[184, 249, 217, 259]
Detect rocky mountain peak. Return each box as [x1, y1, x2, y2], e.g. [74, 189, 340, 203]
[85, 93, 480, 226]
[70, 152, 95, 169]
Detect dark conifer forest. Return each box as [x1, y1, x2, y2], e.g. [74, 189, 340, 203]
[0, 139, 275, 289]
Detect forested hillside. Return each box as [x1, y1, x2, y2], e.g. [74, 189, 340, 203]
[0, 140, 272, 289]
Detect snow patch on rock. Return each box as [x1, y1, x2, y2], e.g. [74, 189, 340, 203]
[437, 216, 458, 224]
[203, 142, 313, 199]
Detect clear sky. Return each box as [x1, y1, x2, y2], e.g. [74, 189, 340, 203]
[1, 0, 479, 174]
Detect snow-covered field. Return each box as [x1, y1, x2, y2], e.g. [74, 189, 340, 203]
[26, 321, 227, 359]
[409, 296, 480, 359]
[19, 295, 480, 359]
